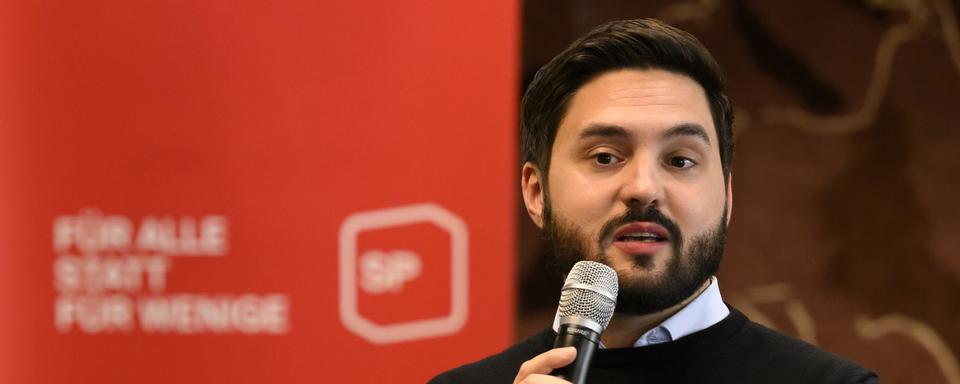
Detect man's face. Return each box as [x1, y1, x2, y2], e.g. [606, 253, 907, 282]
[522, 69, 732, 315]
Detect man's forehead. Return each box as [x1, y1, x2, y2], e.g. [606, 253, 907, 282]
[557, 69, 717, 144]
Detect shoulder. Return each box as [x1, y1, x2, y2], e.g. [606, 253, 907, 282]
[732, 310, 878, 383]
[429, 327, 554, 384]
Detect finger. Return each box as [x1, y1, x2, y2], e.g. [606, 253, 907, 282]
[514, 347, 577, 383]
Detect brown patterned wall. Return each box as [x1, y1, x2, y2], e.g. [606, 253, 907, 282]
[518, 0, 960, 382]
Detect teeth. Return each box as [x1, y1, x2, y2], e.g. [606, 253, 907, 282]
[620, 232, 662, 242]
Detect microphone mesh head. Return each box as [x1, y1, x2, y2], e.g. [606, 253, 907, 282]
[557, 261, 619, 329]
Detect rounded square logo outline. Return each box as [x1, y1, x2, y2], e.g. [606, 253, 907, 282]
[339, 203, 468, 344]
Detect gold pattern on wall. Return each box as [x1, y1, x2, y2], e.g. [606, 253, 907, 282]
[727, 283, 817, 344]
[784, 300, 818, 345]
[660, 0, 960, 136]
[732, 285, 960, 382]
[762, 0, 960, 135]
[856, 314, 960, 384]
[934, 0, 960, 73]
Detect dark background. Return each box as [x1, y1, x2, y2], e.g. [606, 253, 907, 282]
[518, 1, 960, 382]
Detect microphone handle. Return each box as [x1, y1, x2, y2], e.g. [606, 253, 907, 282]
[553, 323, 601, 384]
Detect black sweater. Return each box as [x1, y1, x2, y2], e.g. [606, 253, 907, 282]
[430, 308, 878, 383]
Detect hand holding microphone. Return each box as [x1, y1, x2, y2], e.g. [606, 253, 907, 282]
[513, 347, 578, 384]
[513, 261, 619, 384]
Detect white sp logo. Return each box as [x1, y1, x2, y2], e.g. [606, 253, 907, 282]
[339, 203, 469, 344]
[359, 249, 422, 294]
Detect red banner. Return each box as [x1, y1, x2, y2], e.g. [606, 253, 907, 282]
[0, 1, 517, 382]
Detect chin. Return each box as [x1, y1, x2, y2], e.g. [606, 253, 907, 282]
[608, 248, 672, 271]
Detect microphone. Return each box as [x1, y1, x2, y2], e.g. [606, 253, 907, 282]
[553, 261, 619, 384]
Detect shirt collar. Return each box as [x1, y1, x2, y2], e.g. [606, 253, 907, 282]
[635, 276, 728, 346]
[551, 276, 729, 348]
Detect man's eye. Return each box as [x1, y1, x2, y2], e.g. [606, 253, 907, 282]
[594, 152, 621, 166]
[668, 156, 696, 169]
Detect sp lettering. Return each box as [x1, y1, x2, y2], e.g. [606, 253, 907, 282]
[359, 249, 422, 294]
[338, 203, 469, 344]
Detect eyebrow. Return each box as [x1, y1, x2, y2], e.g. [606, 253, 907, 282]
[662, 123, 711, 145]
[578, 123, 711, 145]
[579, 124, 633, 140]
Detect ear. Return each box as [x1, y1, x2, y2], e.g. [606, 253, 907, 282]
[521, 162, 546, 229]
[724, 174, 734, 226]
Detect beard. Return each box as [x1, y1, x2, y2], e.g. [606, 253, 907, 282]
[543, 202, 727, 315]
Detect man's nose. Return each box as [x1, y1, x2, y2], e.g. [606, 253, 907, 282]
[618, 157, 662, 207]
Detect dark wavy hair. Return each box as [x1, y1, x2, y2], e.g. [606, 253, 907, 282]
[521, 18, 735, 184]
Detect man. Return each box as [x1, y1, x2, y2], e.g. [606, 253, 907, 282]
[432, 19, 878, 383]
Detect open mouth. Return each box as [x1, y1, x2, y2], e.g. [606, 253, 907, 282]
[610, 222, 672, 255]
[616, 232, 666, 243]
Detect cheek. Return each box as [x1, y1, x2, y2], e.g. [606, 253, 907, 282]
[547, 170, 617, 231]
[670, 184, 727, 232]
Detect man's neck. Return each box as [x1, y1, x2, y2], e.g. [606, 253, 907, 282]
[600, 279, 712, 348]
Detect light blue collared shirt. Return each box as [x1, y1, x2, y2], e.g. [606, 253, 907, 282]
[552, 277, 729, 348]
